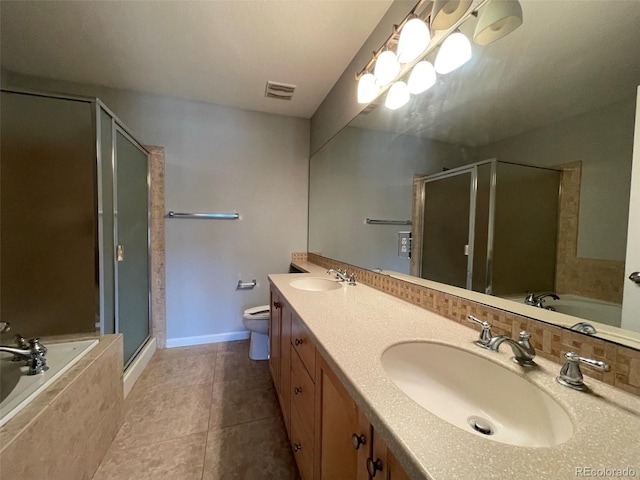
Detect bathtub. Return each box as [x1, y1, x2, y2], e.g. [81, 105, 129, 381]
[0, 338, 99, 427]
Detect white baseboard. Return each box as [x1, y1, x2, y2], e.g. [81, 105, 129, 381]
[123, 337, 157, 398]
[166, 330, 250, 348]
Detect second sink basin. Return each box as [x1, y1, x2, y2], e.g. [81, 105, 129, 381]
[290, 277, 343, 292]
[381, 342, 573, 447]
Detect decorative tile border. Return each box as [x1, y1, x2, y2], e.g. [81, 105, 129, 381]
[291, 252, 308, 263]
[307, 253, 640, 397]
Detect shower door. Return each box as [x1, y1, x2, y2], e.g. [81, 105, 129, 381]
[421, 168, 476, 289]
[114, 128, 150, 368]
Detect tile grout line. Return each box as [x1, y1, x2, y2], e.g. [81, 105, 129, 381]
[201, 362, 216, 480]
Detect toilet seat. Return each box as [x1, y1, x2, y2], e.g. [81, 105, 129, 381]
[243, 305, 270, 320]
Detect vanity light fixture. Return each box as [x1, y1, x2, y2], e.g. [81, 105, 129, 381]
[357, 73, 380, 104]
[474, 0, 523, 45]
[397, 16, 431, 64]
[373, 49, 401, 86]
[431, 0, 473, 30]
[355, 0, 523, 108]
[385, 81, 411, 110]
[434, 31, 472, 74]
[407, 61, 437, 94]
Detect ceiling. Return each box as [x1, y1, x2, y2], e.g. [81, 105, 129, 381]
[351, 0, 640, 146]
[0, 1, 393, 119]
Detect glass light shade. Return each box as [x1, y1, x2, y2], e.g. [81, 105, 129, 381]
[431, 0, 473, 30]
[474, 0, 523, 46]
[357, 73, 379, 104]
[408, 61, 437, 94]
[397, 18, 431, 64]
[434, 32, 472, 74]
[373, 50, 401, 86]
[385, 81, 410, 110]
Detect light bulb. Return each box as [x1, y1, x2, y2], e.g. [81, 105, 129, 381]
[373, 50, 400, 86]
[434, 32, 472, 74]
[357, 73, 379, 104]
[408, 61, 437, 94]
[385, 81, 410, 110]
[397, 18, 431, 64]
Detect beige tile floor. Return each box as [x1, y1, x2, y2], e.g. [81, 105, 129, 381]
[92, 340, 299, 480]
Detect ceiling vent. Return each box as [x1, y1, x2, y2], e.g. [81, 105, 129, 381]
[265, 81, 296, 101]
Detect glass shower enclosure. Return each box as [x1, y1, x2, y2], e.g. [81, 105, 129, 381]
[412, 159, 561, 296]
[1, 89, 151, 368]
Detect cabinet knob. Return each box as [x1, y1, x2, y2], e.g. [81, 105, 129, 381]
[351, 433, 367, 450]
[293, 443, 302, 453]
[366, 458, 383, 477]
[294, 386, 303, 395]
[273, 301, 281, 309]
[294, 338, 303, 346]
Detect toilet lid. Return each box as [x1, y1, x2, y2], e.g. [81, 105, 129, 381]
[243, 305, 270, 320]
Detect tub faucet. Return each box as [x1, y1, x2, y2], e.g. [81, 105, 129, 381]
[525, 292, 560, 309]
[0, 337, 48, 375]
[488, 331, 536, 367]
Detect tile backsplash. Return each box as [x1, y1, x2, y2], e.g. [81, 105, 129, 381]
[305, 253, 640, 398]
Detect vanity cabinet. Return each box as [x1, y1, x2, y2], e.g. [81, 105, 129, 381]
[290, 310, 317, 480]
[268, 282, 410, 480]
[270, 287, 292, 433]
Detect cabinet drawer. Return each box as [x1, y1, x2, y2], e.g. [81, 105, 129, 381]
[290, 349, 314, 438]
[291, 402, 314, 480]
[291, 313, 316, 381]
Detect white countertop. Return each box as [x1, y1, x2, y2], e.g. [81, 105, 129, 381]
[271, 265, 640, 479]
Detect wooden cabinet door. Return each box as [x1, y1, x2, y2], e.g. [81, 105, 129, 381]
[269, 287, 282, 393]
[367, 429, 411, 480]
[316, 355, 363, 479]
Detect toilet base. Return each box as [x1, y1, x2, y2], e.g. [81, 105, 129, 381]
[249, 331, 269, 360]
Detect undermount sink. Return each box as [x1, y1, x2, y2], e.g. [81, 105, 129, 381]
[290, 277, 343, 292]
[381, 342, 573, 447]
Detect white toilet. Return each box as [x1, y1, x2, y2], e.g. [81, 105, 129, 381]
[242, 305, 270, 360]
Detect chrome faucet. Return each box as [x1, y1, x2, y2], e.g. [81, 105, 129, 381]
[488, 331, 537, 367]
[525, 292, 560, 309]
[327, 268, 348, 282]
[556, 352, 610, 391]
[327, 268, 357, 285]
[0, 337, 48, 375]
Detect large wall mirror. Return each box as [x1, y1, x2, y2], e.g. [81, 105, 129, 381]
[309, 1, 640, 350]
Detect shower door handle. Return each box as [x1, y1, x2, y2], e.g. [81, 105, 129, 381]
[116, 244, 125, 262]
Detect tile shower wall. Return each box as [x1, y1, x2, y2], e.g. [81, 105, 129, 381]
[556, 162, 625, 303]
[305, 253, 640, 398]
[148, 145, 167, 348]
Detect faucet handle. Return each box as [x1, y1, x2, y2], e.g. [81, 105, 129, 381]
[0, 322, 10, 334]
[348, 273, 357, 285]
[556, 352, 610, 391]
[467, 315, 493, 349]
[14, 334, 28, 349]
